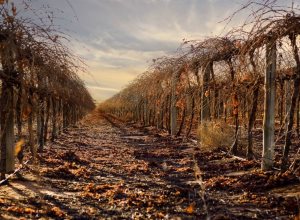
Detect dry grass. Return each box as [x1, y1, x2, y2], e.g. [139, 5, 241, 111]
[197, 121, 235, 151]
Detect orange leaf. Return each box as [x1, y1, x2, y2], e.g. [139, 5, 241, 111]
[186, 202, 196, 214]
[50, 207, 64, 217]
[22, 105, 32, 120]
[24, 208, 36, 214]
[204, 90, 210, 97]
[175, 190, 181, 196]
[14, 139, 25, 157]
[146, 207, 153, 213]
[156, 212, 165, 218]
[232, 95, 239, 107]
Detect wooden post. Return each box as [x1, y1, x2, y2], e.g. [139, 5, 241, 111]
[279, 80, 284, 125]
[38, 96, 45, 152]
[285, 80, 292, 125]
[247, 86, 259, 159]
[44, 96, 50, 144]
[297, 99, 300, 136]
[51, 97, 57, 141]
[0, 81, 15, 179]
[28, 89, 37, 160]
[166, 95, 171, 133]
[186, 95, 195, 137]
[201, 62, 211, 123]
[58, 99, 63, 132]
[16, 85, 23, 138]
[171, 69, 180, 136]
[36, 96, 41, 150]
[262, 40, 276, 171]
[62, 102, 66, 129]
[144, 100, 148, 126]
[0, 43, 17, 179]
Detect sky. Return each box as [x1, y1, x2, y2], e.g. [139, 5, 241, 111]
[26, 0, 257, 103]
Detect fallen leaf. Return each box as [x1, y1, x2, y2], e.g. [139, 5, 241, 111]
[24, 207, 36, 214]
[50, 207, 64, 217]
[186, 202, 196, 214]
[156, 212, 165, 218]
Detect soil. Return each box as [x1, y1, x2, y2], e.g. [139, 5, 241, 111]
[0, 113, 299, 219]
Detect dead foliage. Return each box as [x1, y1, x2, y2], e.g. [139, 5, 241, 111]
[42, 162, 91, 180]
[205, 170, 299, 192]
[197, 121, 235, 151]
[58, 150, 89, 165]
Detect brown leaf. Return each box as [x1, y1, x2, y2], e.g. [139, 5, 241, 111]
[174, 190, 181, 196]
[205, 90, 210, 97]
[50, 207, 65, 217]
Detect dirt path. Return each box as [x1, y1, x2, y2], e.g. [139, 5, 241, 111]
[0, 115, 203, 219]
[0, 114, 299, 219]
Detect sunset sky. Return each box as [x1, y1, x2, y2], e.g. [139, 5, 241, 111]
[27, 0, 293, 103]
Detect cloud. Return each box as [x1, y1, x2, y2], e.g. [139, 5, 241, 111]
[27, 0, 251, 102]
[87, 86, 119, 92]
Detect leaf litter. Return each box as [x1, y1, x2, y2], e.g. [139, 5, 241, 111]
[0, 114, 299, 219]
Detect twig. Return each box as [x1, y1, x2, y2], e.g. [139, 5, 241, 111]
[0, 158, 32, 185]
[289, 147, 300, 171]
